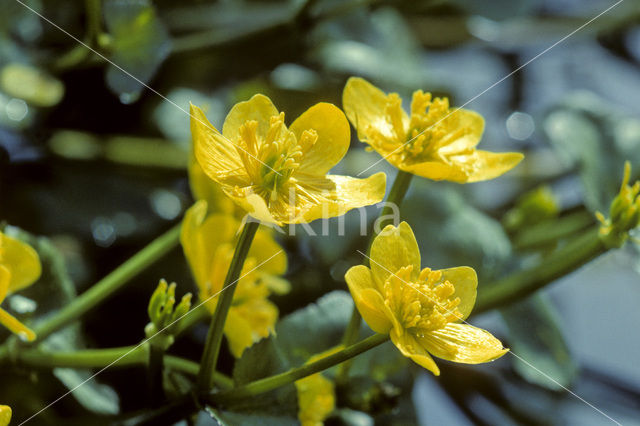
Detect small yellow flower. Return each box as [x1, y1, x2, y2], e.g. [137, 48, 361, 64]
[191, 95, 386, 225]
[596, 161, 640, 248]
[181, 201, 289, 357]
[0, 232, 41, 342]
[342, 77, 523, 183]
[0, 405, 11, 426]
[295, 346, 342, 426]
[344, 222, 507, 375]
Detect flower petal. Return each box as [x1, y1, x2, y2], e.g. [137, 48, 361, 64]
[342, 77, 407, 145]
[465, 151, 524, 183]
[437, 109, 484, 154]
[0, 265, 10, 303]
[221, 94, 279, 141]
[369, 221, 420, 288]
[181, 202, 238, 289]
[1, 233, 41, 293]
[291, 172, 386, 224]
[345, 265, 393, 334]
[289, 103, 351, 176]
[420, 323, 508, 364]
[223, 190, 281, 225]
[249, 228, 287, 276]
[401, 160, 469, 182]
[0, 404, 11, 426]
[224, 298, 278, 358]
[191, 103, 245, 182]
[440, 266, 477, 321]
[187, 149, 236, 215]
[0, 308, 36, 342]
[295, 372, 335, 426]
[390, 329, 440, 375]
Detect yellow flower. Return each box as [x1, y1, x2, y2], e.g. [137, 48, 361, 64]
[180, 201, 289, 357]
[344, 222, 507, 375]
[188, 147, 241, 218]
[0, 405, 11, 426]
[295, 346, 342, 426]
[0, 232, 41, 342]
[191, 95, 386, 225]
[342, 77, 523, 183]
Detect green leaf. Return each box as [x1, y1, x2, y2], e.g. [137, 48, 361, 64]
[403, 182, 512, 280]
[103, 0, 171, 103]
[500, 294, 577, 390]
[205, 407, 297, 426]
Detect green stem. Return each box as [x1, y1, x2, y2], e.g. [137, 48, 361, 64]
[513, 210, 594, 250]
[197, 220, 260, 392]
[378, 170, 413, 231]
[8, 345, 233, 388]
[32, 224, 181, 342]
[339, 170, 413, 381]
[210, 333, 389, 403]
[475, 227, 606, 314]
[148, 344, 166, 406]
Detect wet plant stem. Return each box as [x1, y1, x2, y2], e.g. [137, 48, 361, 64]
[197, 220, 260, 392]
[210, 333, 389, 404]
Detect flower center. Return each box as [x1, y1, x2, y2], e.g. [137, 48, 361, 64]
[383, 265, 462, 333]
[235, 113, 317, 203]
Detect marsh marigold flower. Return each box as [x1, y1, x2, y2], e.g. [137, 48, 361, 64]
[343, 77, 523, 183]
[0, 405, 11, 426]
[181, 201, 289, 357]
[344, 222, 507, 375]
[191, 95, 386, 225]
[0, 232, 41, 342]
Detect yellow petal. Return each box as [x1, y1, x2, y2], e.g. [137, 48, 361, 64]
[224, 298, 278, 358]
[437, 109, 485, 154]
[187, 149, 236, 215]
[420, 323, 508, 364]
[0, 265, 10, 303]
[249, 228, 287, 276]
[344, 265, 393, 334]
[0, 405, 11, 426]
[0, 307, 36, 342]
[295, 372, 335, 426]
[221, 94, 279, 141]
[296, 172, 387, 224]
[369, 221, 420, 288]
[465, 151, 524, 183]
[223, 190, 281, 225]
[390, 328, 440, 375]
[191, 103, 246, 182]
[439, 266, 477, 321]
[289, 103, 351, 176]
[1, 233, 41, 293]
[342, 77, 407, 145]
[401, 160, 469, 182]
[180, 202, 238, 289]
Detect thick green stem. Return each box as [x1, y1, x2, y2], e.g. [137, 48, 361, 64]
[339, 170, 413, 381]
[378, 170, 413, 231]
[210, 333, 389, 403]
[475, 227, 605, 314]
[32, 224, 181, 342]
[513, 210, 594, 250]
[197, 221, 260, 392]
[8, 345, 232, 388]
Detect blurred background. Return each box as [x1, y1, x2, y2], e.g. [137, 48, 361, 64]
[1, 0, 640, 424]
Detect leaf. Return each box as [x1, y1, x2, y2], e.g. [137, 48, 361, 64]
[103, 0, 171, 103]
[543, 92, 640, 213]
[500, 294, 577, 390]
[403, 182, 512, 280]
[53, 368, 119, 415]
[205, 407, 297, 426]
